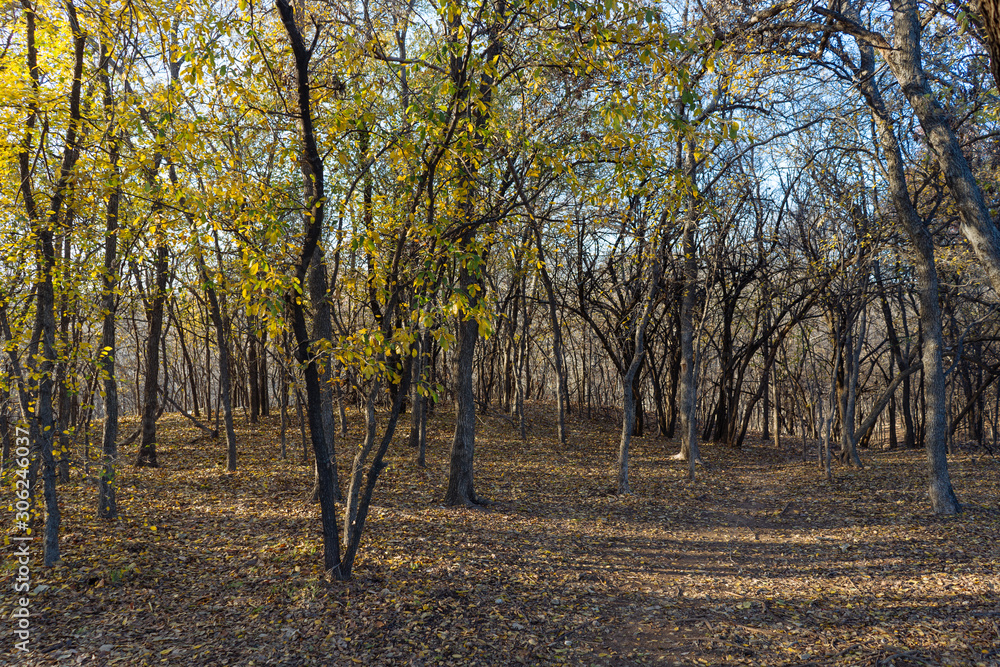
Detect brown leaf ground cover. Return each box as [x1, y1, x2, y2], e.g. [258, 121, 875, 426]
[2, 403, 1000, 666]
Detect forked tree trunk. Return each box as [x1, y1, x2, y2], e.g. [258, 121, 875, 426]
[618, 225, 669, 493]
[852, 18, 959, 513]
[19, 0, 85, 564]
[276, 0, 343, 575]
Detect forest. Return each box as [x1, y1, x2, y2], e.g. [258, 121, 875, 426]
[3, 0, 1000, 664]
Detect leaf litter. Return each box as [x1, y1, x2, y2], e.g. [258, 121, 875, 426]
[2, 404, 999, 666]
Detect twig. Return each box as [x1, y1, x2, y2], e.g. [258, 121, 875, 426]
[160, 391, 218, 438]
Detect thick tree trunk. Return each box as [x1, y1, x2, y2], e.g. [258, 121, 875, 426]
[445, 236, 481, 507]
[55, 251, 72, 483]
[35, 276, 60, 565]
[852, 20, 960, 513]
[308, 252, 341, 503]
[882, 1, 1000, 298]
[442, 2, 503, 505]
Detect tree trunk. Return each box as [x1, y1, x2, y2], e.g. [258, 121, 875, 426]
[97, 39, 120, 517]
[838, 304, 865, 467]
[853, 20, 959, 513]
[882, 0, 1000, 298]
[445, 232, 481, 507]
[259, 328, 270, 417]
[18, 1, 85, 564]
[674, 145, 699, 479]
[248, 318, 260, 424]
[135, 243, 168, 467]
[531, 225, 568, 444]
[276, 0, 344, 575]
[618, 231, 669, 493]
[875, 260, 915, 449]
[417, 333, 430, 466]
[772, 369, 781, 450]
[340, 356, 412, 577]
[409, 332, 424, 451]
[308, 252, 342, 503]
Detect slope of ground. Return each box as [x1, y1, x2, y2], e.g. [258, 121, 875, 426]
[2, 403, 999, 666]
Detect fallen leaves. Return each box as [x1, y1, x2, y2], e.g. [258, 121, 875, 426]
[1, 407, 999, 666]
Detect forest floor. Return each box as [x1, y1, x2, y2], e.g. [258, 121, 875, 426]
[2, 403, 1000, 666]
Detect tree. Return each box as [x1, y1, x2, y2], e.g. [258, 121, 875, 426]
[15, 0, 87, 565]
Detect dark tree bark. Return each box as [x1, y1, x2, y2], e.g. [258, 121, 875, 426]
[173, 304, 200, 418]
[248, 317, 260, 424]
[134, 242, 168, 467]
[55, 235, 73, 483]
[308, 251, 342, 504]
[443, 4, 503, 507]
[408, 332, 425, 451]
[532, 224, 569, 445]
[875, 261, 915, 449]
[259, 328, 270, 416]
[445, 229, 482, 506]
[18, 0, 85, 564]
[340, 356, 412, 577]
[276, 0, 343, 575]
[97, 37, 120, 519]
[198, 254, 238, 472]
[415, 331, 431, 466]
